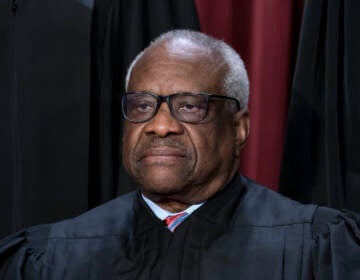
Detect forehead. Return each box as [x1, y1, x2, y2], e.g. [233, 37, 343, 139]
[128, 42, 227, 95]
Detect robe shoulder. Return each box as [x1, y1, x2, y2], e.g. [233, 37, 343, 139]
[0, 192, 138, 279]
[50, 191, 138, 238]
[235, 176, 318, 226]
[230, 176, 360, 279]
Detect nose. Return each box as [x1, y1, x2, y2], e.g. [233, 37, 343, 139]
[143, 102, 184, 137]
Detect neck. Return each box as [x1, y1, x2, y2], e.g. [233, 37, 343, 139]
[158, 201, 192, 213]
[144, 196, 191, 213]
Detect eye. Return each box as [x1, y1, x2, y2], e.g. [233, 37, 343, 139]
[176, 95, 207, 111]
[126, 94, 156, 114]
[136, 101, 154, 112]
[178, 102, 200, 112]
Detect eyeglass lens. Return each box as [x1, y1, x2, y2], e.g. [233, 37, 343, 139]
[122, 93, 209, 123]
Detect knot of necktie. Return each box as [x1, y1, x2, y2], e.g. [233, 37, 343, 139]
[163, 212, 189, 232]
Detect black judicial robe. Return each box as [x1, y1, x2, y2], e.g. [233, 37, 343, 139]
[1, 174, 360, 279]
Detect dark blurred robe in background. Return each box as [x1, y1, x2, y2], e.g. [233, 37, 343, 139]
[0, 0, 199, 238]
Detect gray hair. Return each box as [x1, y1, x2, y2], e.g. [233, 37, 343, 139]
[125, 30, 249, 109]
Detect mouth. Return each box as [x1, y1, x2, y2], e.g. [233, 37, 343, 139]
[139, 147, 186, 164]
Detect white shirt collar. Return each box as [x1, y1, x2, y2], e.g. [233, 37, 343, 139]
[141, 193, 205, 220]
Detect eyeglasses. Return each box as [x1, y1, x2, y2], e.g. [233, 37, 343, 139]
[120, 91, 241, 124]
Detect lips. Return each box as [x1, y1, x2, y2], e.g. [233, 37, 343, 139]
[139, 147, 186, 163]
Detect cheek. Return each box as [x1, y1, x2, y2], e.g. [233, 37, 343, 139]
[122, 124, 142, 168]
[189, 127, 221, 161]
[191, 123, 235, 165]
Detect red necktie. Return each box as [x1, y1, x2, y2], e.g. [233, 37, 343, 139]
[163, 212, 189, 232]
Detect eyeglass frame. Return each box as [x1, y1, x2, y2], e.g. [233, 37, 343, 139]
[120, 91, 242, 124]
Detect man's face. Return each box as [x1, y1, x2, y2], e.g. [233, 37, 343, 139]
[122, 43, 248, 204]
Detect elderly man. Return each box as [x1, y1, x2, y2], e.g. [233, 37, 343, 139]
[1, 30, 360, 279]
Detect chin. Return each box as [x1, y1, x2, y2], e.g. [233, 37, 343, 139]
[135, 165, 189, 186]
[146, 179, 184, 193]
[139, 175, 187, 196]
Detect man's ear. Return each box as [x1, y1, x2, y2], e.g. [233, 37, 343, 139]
[233, 110, 250, 157]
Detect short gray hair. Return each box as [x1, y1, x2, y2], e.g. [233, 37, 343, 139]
[125, 30, 249, 109]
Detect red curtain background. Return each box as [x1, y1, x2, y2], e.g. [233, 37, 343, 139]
[195, 0, 304, 190]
